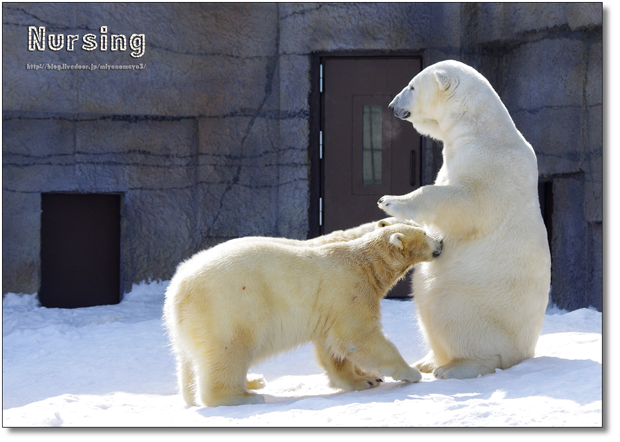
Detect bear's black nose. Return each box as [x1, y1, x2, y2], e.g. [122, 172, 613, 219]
[433, 240, 443, 258]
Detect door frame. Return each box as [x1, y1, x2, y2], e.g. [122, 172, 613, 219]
[308, 51, 426, 238]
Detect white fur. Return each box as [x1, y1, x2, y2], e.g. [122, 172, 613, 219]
[378, 60, 551, 379]
[163, 223, 442, 407]
[225, 217, 402, 247]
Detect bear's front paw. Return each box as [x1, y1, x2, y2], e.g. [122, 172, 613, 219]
[391, 365, 422, 383]
[414, 353, 438, 373]
[357, 376, 384, 390]
[377, 195, 393, 208]
[331, 373, 384, 391]
[377, 195, 407, 219]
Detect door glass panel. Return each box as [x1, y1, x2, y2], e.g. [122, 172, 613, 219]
[362, 105, 382, 185]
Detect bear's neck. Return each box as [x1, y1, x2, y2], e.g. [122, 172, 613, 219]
[436, 95, 516, 146]
[355, 246, 411, 298]
[368, 259, 408, 297]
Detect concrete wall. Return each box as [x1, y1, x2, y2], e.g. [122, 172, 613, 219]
[3, 3, 602, 310]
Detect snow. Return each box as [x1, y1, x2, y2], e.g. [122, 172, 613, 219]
[2, 279, 602, 429]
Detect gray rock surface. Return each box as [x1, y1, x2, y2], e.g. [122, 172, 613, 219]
[3, 3, 602, 310]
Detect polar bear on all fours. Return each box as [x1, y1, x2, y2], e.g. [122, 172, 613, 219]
[378, 60, 551, 380]
[163, 222, 443, 407]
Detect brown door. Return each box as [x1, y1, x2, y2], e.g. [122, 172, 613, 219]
[40, 193, 121, 308]
[321, 57, 422, 298]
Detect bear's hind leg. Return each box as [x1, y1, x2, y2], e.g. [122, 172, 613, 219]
[178, 353, 198, 406]
[313, 342, 383, 391]
[434, 355, 502, 379]
[195, 348, 265, 407]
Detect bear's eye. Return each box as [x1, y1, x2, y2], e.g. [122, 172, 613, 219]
[408, 85, 415, 91]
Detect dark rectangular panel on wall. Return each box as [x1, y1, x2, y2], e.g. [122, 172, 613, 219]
[40, 193, 121, 308]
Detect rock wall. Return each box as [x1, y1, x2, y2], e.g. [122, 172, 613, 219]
[2, 3, 602, 310]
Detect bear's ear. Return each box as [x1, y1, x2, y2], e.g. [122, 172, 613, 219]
[377, 218, 392, 228]
[389, 233, 405, 249]
[434, 69, 454, 92]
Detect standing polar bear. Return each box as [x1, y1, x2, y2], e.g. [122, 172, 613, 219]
[163, 223, 443, 407]
[378, 60, 551, 379]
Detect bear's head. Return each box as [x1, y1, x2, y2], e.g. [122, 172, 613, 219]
[388, 60, 504, 142]
[379, 223, 443, 267]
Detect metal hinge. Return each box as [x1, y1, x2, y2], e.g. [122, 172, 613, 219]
[319, 197, 323, 226]
[319, 63, 323, 93]
[319, 130, 323, 159]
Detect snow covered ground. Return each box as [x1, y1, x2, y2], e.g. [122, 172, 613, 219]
[2, 279, 602, 429]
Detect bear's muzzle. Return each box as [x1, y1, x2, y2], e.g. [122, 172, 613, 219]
[388, 102, 410, 120]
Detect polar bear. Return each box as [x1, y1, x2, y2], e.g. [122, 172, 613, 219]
[377, 60, 551, 379]
[163, 223, 443, 407]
